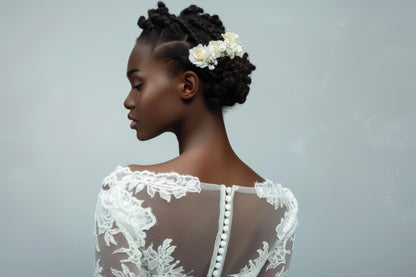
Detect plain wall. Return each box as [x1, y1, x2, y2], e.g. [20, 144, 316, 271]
[1, 0, 415, 276]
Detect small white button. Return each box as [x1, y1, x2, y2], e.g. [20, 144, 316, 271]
[221, 234, 227, 240]
[225, 195, 232, 202]
[220, 240, 226, 247]
[225, 203, 231, 210]
[215, 262, 221, 268]
[224, 218, 230, 225]
[216, 255, 223, 261]
[213, 269, 219, 276]
[224, 211, 231, 217]
[226, 187, 232, 193]
[223, 225, 229, 232]
[218, 247, 225, 254]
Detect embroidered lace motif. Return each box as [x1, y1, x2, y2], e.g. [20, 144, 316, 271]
[229, 242, 269, 277]
[95, 259, 104, 277]
[102, 166, 201, 202]
[95, 166, 200, 276]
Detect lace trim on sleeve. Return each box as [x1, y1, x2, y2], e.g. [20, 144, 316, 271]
[255, 181, 298, 236]
[257, 181, 298, 276]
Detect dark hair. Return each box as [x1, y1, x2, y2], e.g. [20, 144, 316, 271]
[136, 1, 256, 112]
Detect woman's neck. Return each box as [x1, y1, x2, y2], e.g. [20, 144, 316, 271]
[174, 109, 234, 157]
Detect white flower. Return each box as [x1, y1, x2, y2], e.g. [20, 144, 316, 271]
[188, 31, 245, 70]
[235, 44, 244, 57]
[208, 40, 223, 58]
[222, 32, 239, 44]
[188, 44, 211, 68]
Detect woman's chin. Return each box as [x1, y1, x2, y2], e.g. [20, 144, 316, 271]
[135, 129, 166, 141]
[136, 131, 153, 141]
[136, 133, 147, 141]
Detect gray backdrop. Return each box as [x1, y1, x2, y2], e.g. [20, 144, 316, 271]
[1, 0, 415, 276]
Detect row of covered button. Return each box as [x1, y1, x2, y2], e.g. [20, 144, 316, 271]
[212, 186, 233, 276]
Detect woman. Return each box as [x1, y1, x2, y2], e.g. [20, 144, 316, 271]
[94, 2, 298, 276]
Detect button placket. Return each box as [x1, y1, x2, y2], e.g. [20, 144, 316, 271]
[212, 186, 233, 277]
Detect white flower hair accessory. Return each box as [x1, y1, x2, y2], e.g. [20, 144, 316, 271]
[188, 32, 244, 70]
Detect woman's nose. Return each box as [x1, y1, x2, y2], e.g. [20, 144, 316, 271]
[123, 91, 135, 110]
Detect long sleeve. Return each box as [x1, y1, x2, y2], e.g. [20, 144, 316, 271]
[258, 230, 296, 277]
[94, 180, 154, 277]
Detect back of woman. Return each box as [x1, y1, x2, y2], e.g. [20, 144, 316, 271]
[93, 2, 298, 276]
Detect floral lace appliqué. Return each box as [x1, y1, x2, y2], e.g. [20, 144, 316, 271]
[94, 167, 194, 276]
[266, 233, 295, 277]
[95, 181, 156, 247]
[95, 259, 104, 277]
[104, 166, 201, 203]
[229, 242, 269, 277]
[111, 264, 137, 277]
[141, 238, 190, 276]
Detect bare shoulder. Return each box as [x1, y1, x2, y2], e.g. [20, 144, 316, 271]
[126, 157, 265, 188]
[126, 163, 168, 173]
[126, 159, 187, 175]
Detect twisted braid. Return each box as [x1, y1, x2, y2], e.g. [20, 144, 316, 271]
[135, 1, 256, 111]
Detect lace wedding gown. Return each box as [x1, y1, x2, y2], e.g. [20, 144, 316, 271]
[94, 166, 298, 277]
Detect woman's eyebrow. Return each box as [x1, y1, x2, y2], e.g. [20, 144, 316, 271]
[127, 69, 140, 78]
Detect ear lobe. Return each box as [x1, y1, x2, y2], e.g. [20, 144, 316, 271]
[181, 71, 199, 100]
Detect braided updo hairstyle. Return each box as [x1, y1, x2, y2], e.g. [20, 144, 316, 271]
[136, 1, 256, 112]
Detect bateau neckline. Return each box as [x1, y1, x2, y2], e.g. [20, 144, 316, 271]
[119, 165, 272, 191]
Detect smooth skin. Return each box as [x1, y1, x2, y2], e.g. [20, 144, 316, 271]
[123, 39, 265, 187]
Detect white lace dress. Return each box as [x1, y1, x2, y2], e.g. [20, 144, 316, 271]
[94, 166, 298, 277]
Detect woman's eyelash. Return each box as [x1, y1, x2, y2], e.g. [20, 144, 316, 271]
[133, 84, 142, 90]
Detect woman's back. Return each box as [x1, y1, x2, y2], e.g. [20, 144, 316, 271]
[94, 165, 298, 276]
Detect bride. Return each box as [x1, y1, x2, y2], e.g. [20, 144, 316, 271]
[94, 2, 298, 276]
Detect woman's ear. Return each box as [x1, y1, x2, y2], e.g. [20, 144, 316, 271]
[180, 71, 199, 100]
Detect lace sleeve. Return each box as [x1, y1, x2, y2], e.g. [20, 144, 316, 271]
[94, 224, 145, 277]
[255, 182, 299, 277]
[259, 230, 296, 277]
[93, 173, 157, 277]
[94, 166, 202, 277]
